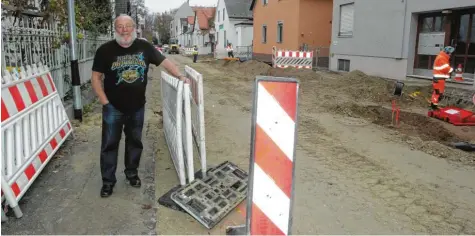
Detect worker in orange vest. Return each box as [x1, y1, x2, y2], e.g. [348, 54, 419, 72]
[430, 46, 455, 109]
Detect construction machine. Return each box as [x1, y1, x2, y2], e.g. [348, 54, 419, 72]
[169, 39, 180, 54]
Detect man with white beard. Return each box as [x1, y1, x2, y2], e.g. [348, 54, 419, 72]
[91, 14, 189, 197]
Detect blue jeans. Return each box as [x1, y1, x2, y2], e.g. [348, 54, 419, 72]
[100, 103, 145, 185]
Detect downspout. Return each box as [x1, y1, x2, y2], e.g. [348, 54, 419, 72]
[400, 0, 408, 59]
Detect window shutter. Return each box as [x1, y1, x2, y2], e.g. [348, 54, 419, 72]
[339, 4, 354, 36]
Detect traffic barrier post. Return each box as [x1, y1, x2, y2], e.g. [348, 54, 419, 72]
[226, 76, 300, 235]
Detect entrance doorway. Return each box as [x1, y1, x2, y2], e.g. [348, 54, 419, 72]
[414, 8, 475, 76]
[449, 10, 475, 74]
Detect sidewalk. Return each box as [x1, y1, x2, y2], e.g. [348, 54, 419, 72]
[1, 69, 161, 234]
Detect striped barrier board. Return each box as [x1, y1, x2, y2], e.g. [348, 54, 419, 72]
[181, 47, 194, 55]
[1, 64, 73, 219]
[245, 76, 299, 235]
[272, 46, 313, 69]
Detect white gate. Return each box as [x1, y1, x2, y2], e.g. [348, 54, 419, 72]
[184, 66, 207, 178]
[160, 71, 194, 185]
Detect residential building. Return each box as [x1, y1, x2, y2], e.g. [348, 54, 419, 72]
[330, 0, 475, 82]
[214, 0, 254, 58]
[170, 1, 194, 45]
[250, 0, 333, 62]
[191, 7, 217, 54]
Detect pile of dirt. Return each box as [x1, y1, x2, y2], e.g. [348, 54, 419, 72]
[333, 70, 433, 108]
[239, 60, 272, 76]
[326, 103, 469, 144]
[268, 67, 325, 81]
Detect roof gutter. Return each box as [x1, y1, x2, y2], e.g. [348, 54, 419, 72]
[399, 0, 407, 59]
[250, 0, 256, 10]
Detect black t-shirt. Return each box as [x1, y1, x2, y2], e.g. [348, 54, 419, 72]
[92, 39, 166, 113]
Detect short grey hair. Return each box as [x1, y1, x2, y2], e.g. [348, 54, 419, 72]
[114, 14, 136, 27]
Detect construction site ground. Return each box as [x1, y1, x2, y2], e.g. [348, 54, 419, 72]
[2, 54, 475, 235]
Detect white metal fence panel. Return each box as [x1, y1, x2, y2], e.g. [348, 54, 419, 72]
[182, 83, 194, 183]
[1, 63, 73, 219]
[184, 65, 207, 178]
[161, 71, 186, 186]
[235, 46, 252, 59]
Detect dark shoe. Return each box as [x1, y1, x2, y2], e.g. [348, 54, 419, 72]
[126, 175, 141, 187]
[100, 184, 114, 197]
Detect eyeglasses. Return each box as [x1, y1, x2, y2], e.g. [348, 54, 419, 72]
[116, 25, 134, 30]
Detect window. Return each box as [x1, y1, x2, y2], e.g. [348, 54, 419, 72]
[218, 11, 220, 22]
[338, 59, 350, 72]
[263, 0, 268, 5]
[224, 30, 227, 48]
[277, 21, 283, 43]
[262, 25, 267, 43]
[223, 8, 225, 21]
[339, 3, 354, 37]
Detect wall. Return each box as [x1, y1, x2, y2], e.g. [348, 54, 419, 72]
[236, 25, 253, 47]
[330, 0, 475, 80]
[214, 0, 234, 48]
[172, 2, 194, 44]
[298, 0, 333, 53]
[252, 0, 300, 62]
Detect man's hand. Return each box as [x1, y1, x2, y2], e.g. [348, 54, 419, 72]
[161, 59, 191, 83]
[100, 98, 109, 105]
[179, 75, 191, 84]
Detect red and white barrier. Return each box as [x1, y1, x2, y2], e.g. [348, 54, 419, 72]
[1, 64, 73, 219]
[245, 76, 299, 235]
[272, 46, 313, 69]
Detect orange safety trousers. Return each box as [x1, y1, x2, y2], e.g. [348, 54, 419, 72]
[431, 78, 445, 105]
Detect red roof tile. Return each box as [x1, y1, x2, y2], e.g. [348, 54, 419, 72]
[192, 7, 216, 30]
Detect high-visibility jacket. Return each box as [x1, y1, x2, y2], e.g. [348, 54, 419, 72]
[193, 47, 198, 55]
[432, 51, 453, 80]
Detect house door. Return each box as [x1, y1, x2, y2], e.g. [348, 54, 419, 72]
[449, 10, 475, 74]
[414, 8, 475, 75]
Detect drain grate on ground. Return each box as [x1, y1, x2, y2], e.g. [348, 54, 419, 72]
[170, 161, 248, 229]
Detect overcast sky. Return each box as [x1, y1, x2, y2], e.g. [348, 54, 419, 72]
[144, 0, 218, 13]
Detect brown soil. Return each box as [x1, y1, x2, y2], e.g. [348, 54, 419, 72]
[204, 59, 474, 151]
[327, 103, 469, 144]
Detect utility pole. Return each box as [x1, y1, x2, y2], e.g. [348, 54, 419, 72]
[67, 0, 83, 121]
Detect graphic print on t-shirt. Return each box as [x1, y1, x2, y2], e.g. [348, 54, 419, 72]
[111, 52, 147, 85]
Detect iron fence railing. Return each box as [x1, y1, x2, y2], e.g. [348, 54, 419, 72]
[234, 46, 252, 59]
[1, 13, 111, 100]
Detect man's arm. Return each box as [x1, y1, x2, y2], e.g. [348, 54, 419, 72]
[148, 43, 189, 83]
[160, 58, 189, 83]
[91, 71, 109, 105]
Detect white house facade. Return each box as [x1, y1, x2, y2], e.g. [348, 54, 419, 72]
[214, 0, 253, 58]
[170, 1, 194, 45]
[191, 8, 216, 55]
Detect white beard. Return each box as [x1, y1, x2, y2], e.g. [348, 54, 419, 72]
[115, 31, 137, 47]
